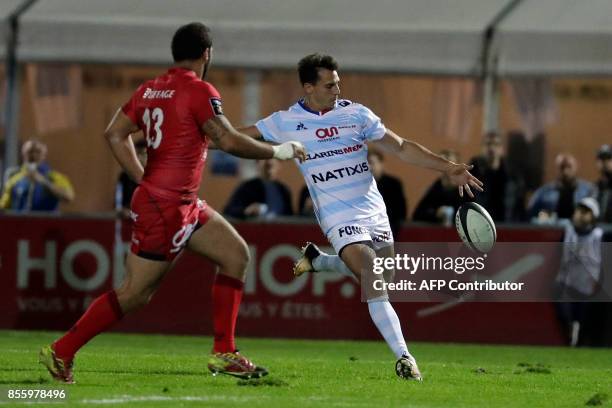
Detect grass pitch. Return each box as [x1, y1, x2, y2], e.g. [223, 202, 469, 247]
[0, 330, 611, 407]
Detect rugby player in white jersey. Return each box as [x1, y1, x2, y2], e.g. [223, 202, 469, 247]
[240, 54, 483, 380]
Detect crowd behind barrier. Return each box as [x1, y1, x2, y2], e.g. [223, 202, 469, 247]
[1, 138, 610, 226]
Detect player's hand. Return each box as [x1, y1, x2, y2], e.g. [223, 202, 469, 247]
[445, 163, 484, 198]
[27, 168, 47, 184]
[273, 141, 307, 162]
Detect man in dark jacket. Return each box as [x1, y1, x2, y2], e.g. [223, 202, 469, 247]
[224, 159, 293, 219]
[413, 150, 467, 225]
[469, 131, 524, 222]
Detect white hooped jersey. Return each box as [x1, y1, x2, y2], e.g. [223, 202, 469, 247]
[256, 99, 387, 234]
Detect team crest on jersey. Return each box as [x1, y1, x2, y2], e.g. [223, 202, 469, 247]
[209, 97, 224, 116]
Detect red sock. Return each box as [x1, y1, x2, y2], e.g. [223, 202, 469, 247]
[212, 274, 244, 353]
[53, 290, 123, 360]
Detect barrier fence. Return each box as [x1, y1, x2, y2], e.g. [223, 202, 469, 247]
[0, 214, 568, 345]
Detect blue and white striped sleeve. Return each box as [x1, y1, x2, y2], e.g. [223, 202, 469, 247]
[359, 105, 386, 141]
[255, 112, 284, 144]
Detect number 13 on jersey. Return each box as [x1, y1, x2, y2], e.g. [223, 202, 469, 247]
[143, 108, 164, 149]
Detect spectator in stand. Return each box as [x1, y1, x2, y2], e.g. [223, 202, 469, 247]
[367, 149, 407, 238]
[595, 144, 612, 223]
[224, 158, 292, 219]
[555, 198, 606, 346]
[469, 131, 524, 222]
[528, 153, 595, 223]
[413, 149, 467, 225]
[0, 139, 74, 212]
[115, 139, 147, 218]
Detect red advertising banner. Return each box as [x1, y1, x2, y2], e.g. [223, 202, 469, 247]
[0, 214, 565, 345]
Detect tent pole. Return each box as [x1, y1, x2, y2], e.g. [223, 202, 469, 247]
[480, 0, 523, 134]
[482, 48, 499, 133]
[2, 0, 37, 182]
[239, 69, 262, 180]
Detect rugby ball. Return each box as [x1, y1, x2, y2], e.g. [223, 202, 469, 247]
[455, 202, 496, 253]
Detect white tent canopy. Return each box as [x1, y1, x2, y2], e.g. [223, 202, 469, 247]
[13, 0, 509, 75]
[497, 0, 612, 76]
[2, 0, 612, 76]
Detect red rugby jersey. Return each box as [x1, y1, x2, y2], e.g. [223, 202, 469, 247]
[122, 67, 222, 200]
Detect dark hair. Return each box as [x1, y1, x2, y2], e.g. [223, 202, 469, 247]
[171, 22, 212, 62]
[298, 53, 338, 85]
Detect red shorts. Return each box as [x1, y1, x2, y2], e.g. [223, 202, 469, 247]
[129, 185, 212, 261]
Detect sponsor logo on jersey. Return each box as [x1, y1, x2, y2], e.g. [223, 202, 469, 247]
[315, 126, 339, 142]
[337, 226, 390, 241]
[142, 88, 175, 99]
[373, 230, 392, 242]
[305, 143, 363, 161]
[338, 225, 368, 237]
[311, 161, 369, 184]
[313, 125, 358, 143]
[209, 97, 224, 116]
[296, 122, 308, 131]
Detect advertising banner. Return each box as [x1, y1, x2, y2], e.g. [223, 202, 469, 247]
[0, 215, 568, 344]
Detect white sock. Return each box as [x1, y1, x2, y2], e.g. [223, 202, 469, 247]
[312, 253, 354, 278]
[367, 297, 410, 359]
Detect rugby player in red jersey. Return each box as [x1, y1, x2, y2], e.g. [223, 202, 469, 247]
[39, 22, 306, 383]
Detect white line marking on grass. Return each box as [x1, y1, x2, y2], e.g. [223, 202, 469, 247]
[81, 395, 267, 404]
[0, 402, 62, 405]
[79, 395, 374, 407]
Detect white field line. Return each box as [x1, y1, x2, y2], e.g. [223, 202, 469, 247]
[0, 394, 374, 406]
[0, 395, 266, 405]
[81, 395, 265, 404]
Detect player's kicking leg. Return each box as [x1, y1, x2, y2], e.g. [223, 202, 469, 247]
[186, 209, 268, 379]
[294, 241, 421, 381]
[40, 253, 171, 383]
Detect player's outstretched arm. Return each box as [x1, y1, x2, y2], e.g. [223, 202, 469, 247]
[104, 108, 145, 183]
[374, 130, 484, 198]
[208, 125, 263, 150]
[202, 117, 306, 162]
